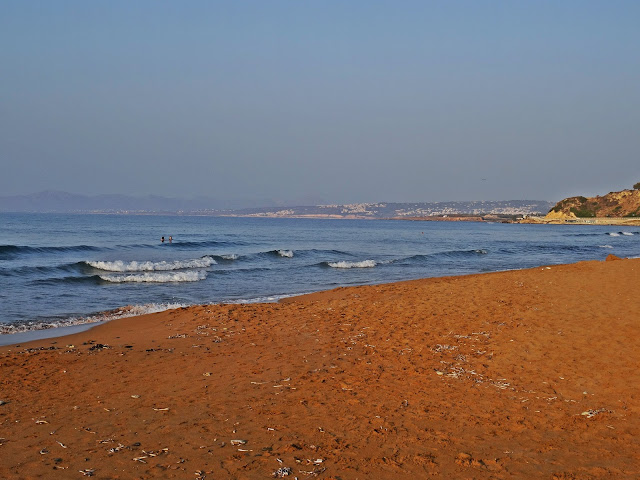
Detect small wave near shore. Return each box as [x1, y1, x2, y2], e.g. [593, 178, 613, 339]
[99, 271, 207, 283]
[86, 257, 217, 272]
[0, 303, 186, 337]
[327, 260, 378, 269]
[86, 256, 216, 283]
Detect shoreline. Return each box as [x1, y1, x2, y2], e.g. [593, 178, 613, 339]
[0, 256, 635, 348]
[0, 256, 614, 348]
[1, 257, 639, 478]
[0, 294, 304, 347]
[0, 322, 98, 347]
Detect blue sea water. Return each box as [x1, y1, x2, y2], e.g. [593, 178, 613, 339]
[1, 213, 638, 344]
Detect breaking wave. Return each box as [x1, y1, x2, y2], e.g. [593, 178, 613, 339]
[0, 303, 187, 336]
[327, 260, 377, 269]
[99, 271, 207, 283]
[86, 256, 216, 272]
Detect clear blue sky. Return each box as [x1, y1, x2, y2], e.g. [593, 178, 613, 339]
[2, 1, 639, 206]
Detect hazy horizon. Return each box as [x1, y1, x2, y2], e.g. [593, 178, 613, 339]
[2, 1, 639, 205]
[0, 190, 556, 214]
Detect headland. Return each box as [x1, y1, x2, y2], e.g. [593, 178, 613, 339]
[520, 188, 640, 225]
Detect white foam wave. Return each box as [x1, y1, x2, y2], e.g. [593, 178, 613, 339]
[0, 303, 186, 336]
[599, 245, 614, 249]
[222, 293, 301, 304]
[328, 260, 377, 269]
[100, 271, 207, 283]
[278, 250, 294, 258]
[87, 257, 216, 272]
[621, 232, 634, 236]
[221, 254, 239, 260]
[608, 232, 620, 237]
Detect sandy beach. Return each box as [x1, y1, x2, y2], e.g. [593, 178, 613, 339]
[1, 257, 638, 479]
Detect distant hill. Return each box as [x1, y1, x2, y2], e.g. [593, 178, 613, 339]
[547, 188, 640, 219]
[230, 200, 553, 219]
[0, 191, 553, 218]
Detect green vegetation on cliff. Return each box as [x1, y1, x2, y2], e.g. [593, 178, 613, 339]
[549, 188, 640, 218]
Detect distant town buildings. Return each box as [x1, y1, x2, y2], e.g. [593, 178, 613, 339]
[235, 201, 551, 219]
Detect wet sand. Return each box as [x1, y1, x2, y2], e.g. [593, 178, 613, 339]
[1, 257, 639, 479]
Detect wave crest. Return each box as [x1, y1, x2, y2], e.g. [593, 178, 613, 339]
[86, 257, 216, 272]
[99, 271, 207, 283]
[328, 260, 377, 269]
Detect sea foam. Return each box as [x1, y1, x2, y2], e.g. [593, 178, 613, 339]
[328, 260, 377, 269]
[223, 293, 301, 304]
[0, 303, 186, 336]
[87, 257, 216, 272]
[100, 271, 207, 283]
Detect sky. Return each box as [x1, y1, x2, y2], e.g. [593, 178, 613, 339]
[2, 1, 639, 207]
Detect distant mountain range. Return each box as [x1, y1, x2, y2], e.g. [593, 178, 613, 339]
[0, 191, 554, 218]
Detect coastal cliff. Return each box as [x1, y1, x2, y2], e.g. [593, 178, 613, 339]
[517, 186, 640, 224]
[547, 188, 640, 220]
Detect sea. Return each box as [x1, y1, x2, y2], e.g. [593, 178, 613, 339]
[1, 213, 638, 345]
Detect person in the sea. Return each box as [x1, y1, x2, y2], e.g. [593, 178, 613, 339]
[169, 236, 172, 243]
[161, 236, 165, 243]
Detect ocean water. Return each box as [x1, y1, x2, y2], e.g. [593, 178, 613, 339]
[1, 213, 638, 344]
